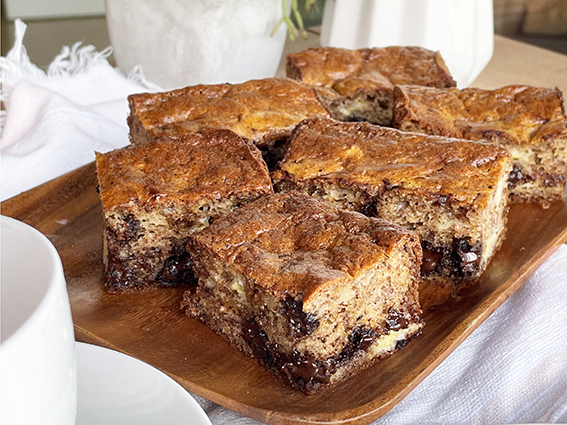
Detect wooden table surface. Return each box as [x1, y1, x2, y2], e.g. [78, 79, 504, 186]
[276, 33, 567, 94]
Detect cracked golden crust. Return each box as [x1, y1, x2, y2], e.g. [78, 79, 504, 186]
[96, 129, 273, 211]
[187, 191, 422, 300]
[272, 118, 511, 210]
[392, 84, 567, 147]
[127, 78, 329, 148]
[285, 46, 456, 96]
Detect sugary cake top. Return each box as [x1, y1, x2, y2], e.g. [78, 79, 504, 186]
[127, 78, 329, 147]
[96, 129, 273, 210]
[188, 191, 421, 299]
[272, 118, 512, 209]
[393, 84, 567, 147]
[286, 46, 456, 97]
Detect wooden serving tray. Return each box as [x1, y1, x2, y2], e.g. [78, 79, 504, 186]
[3, 162, 567, 425]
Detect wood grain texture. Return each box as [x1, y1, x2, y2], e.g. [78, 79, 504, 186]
[2, 162, 567, 425]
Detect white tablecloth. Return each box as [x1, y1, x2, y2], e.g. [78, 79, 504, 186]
[2, 20, 566, 425]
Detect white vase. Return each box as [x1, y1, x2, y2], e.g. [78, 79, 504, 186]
[105, 0, 288, 89]
[320, 0, 494, 88]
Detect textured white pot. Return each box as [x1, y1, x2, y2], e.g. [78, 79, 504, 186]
[105, 0, 289, 89]
[321, 0, 494, 88]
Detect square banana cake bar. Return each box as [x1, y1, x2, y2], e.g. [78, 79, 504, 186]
[392, 84, 567, 206]
[286, 46, 456, 126]
[127, 77, 330, 167]
[272, 118, 513, 286]
[96, 129, 273, 293]
[183, 191, 424, 394]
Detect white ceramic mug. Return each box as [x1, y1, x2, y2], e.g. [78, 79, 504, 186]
[1, 216, 77, 425]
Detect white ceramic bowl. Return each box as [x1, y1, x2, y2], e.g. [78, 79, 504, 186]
[1, 215, 77, 425]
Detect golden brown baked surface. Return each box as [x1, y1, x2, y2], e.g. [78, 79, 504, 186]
[273, 118, 510, 210]
[127, 78, 330, 148]
[96, 129, 273, 212]
[393, 84, 567, 146]
[392, 84, 567, 205]
[286, 46, 456, 96]
[188, 191, 420, 301]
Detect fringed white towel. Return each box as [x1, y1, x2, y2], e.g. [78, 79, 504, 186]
[0, 19, 162, 201]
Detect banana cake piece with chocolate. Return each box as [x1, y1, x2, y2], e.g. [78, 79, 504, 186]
[127, 77, 330, 167]
[96, 129, 273, 293]
[286, 46, 456, 126]
[272, 118, 513, 286]
[183, 191, 423, 394]
[392, 84, 567, 207]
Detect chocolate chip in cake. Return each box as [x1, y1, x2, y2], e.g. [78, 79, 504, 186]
[421, 241, 443, 274]
[282, 296, 320, 338]
[385, 307, 409, 331]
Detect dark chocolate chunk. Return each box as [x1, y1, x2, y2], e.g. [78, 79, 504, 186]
[282, 296, 320, 337]
[243, 318, 271, 364]
[451, 237, 481, 278]
[360, 198, 377, 217]
[242, 319, 334, 390]
[395, 339, 409, 350]
[421, 238, 482, 280]
[156, 241, 196, 287]
[542, 172, 565, 187]
[338, 326, 377, 362]
[421, 241, 443, 274]
[385, 307, 408, 331]
[508, 164, 533, 189]
[281, 351, 335, 388]
[113, 213, 141, 242]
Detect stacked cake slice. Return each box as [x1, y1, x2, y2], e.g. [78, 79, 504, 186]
[183, 191, 424, 393]
[127, 77, 330, 167]
[272, 118, 512, 286]
[286, 46, 456, 125]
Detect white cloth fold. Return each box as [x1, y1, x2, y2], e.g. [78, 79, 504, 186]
[0, 19, 161, 201]
[1, 19, 566, 425]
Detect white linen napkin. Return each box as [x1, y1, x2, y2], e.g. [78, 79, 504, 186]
[0, 19, 161, 202]
[1, 19, 566, 425]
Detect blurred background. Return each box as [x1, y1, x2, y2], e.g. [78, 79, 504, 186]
[1, 0, 566, 69]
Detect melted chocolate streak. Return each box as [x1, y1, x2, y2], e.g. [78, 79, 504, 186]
[243, 304, 413, 392]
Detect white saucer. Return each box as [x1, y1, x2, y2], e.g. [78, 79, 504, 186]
[76, 342, 212, 425]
